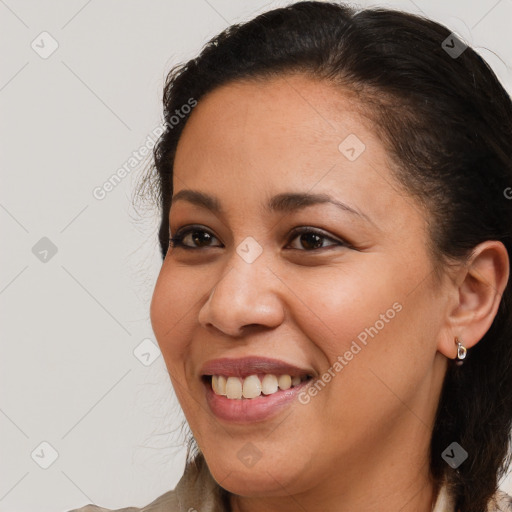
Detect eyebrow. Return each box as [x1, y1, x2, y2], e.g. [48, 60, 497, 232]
[170, 189, 374, 224]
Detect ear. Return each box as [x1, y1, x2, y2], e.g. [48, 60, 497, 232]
[437, 240, 510, 360]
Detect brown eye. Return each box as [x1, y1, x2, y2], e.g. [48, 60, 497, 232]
[187, 229, 215, 247]
[169, 226, 222, 249]
[287, 228, 345, 251]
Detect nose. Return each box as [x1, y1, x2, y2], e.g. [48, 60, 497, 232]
[197, 254, 286, 337]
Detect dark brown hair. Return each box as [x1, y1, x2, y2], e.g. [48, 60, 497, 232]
[139, 2, 512, 510]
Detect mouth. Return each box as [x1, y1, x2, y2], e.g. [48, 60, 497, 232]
[201, 373, 315, 424]
[201, 372, 313, 399]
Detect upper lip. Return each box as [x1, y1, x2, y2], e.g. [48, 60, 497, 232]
[200, 356, 315, 379]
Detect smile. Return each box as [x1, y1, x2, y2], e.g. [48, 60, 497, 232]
[210, 373, 310, 399]
[202, 373, 314, 423]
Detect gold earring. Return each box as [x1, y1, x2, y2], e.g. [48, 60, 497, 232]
[455, 336, 467, 366]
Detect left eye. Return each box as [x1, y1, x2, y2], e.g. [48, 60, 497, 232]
[286, 228, 345, 251]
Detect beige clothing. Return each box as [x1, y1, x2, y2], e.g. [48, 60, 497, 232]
[67, 454, 512, 512]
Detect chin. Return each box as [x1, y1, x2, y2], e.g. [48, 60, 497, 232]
[206, 453, 307, 498]
[216, 472, 297, 498]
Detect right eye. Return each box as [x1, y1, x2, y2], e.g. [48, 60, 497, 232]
[169, 226, 222, 250]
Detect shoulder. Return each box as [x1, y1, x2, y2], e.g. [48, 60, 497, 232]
[66, 489, 179, 512]
[487, 489, 512, 512]
[414, 480, 512, 512]
[65, 453, 228, 512]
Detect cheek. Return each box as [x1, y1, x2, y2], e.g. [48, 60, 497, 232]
[149, 263, 200, 366]
[150, 270, 204, 418]
[290, 262, 405, 362]
[291, 258, 435, 403]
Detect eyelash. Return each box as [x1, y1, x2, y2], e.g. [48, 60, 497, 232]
[168, 225, 350, 252]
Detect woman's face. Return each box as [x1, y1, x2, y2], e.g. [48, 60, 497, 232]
[150, 74, 451, 499]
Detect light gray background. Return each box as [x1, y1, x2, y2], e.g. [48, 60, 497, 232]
[1, 1, 511, 510]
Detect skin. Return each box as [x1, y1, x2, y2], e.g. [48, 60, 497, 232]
[150, 74, 509, 512]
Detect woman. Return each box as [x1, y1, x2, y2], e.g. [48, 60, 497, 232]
[69, 1, 512, 511]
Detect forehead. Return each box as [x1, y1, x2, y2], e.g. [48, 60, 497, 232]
[172, 74, 421, 230]
[176, 74, 369, 168]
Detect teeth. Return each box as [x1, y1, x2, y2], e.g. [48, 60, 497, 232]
[212, 375, 227, 395]
[211, 373, 308, 399]
[278, 374, 291, 390]
[242, 375, 262, 399]
[226, 376, 243, 399]
[261, 374, 278, 395]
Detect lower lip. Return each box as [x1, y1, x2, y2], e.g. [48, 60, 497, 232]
[202, 377, 313, 424]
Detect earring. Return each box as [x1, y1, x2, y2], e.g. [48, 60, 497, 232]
[454, 336, 467, 366]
